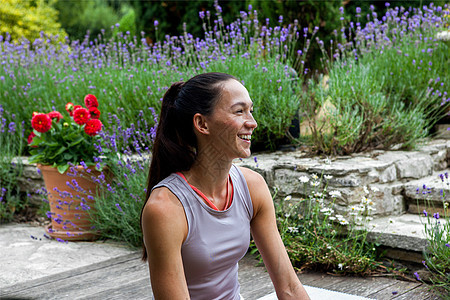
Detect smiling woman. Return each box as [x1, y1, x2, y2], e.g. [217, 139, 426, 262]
[140, 72, 310, 300]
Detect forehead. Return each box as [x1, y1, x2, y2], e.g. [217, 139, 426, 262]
[216, 79, 252, 107]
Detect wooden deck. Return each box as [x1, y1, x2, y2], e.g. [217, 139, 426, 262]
[0, 252, 442, 300]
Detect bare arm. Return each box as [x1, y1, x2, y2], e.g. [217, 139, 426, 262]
[240, 167, 310, 300]
[141, 187, 190, 300]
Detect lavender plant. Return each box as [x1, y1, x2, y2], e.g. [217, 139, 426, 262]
[0, 105, 25, 223]
[0, 3, 306, 151]
[300, 3, 449, 154]
[87, 110, 157, 247]
[417, 173, 449, 297]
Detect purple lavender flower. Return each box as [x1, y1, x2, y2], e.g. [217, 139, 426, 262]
[433, 212, 439, 219]
[445, 243, 450, 248]
[423, 210, 428, 217]
[414, 272, 421, 281]
[115, 203, 124, 213]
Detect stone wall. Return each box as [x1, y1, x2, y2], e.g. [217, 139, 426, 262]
[14, 139, 450, 216]
[234, 139, 450, 216]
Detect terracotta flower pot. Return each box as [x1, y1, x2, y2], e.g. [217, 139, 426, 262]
[38, 164, 104, 241]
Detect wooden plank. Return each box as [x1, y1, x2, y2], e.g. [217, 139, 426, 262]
[302, 274, 348, 290]
[76, 278, 151, 300]
[297, 272, 335, 286]
[322, 276, 396, 297]
[368, 280, 423, 299]
[1, 252, 145, 299]
[393, 285, 441, 300]
[1, 252, 141, 294]
[2, 251, 435, 300]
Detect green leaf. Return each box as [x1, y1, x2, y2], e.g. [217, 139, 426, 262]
[68, 136, 84, 147]
[64, 153, 73, 160]
[57, 164, 70, 174]
[48, 146, 67, 159]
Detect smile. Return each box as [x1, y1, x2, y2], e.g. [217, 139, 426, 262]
[238, 134, 252, 141]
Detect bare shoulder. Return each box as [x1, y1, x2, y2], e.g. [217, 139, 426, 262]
[238, 166, 266, 187]
[141, 187, 187, 245]
[238, 166, 272, 217]
[142, 187, 184, 221]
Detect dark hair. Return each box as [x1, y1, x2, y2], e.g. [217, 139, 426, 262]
[140, 72, 237, 261]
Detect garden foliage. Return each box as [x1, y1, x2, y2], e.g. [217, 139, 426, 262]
[417, 174, 450, 297]
[0, 0, 66, 43]
[0, 105, 25, 223]
[255, 174, 380, 274]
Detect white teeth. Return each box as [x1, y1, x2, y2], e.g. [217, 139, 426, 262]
[239, 135, 252, 140]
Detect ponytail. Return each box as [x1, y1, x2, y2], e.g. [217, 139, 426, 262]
[140, 72, 238, 261]
[145, 81, 197, 200]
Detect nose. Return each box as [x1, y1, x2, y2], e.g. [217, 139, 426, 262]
[246, 113, 257, 129]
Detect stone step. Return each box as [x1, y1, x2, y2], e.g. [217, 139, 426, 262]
[403, 172, 450, 215]
[363, 213, 448, 262]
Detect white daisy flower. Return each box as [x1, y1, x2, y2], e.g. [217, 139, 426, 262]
[311, 173, 319, 180]
[310, 181, 320, 187]
[329, 190, 341, 198]
[363, 186, 369, 194]
[284, 195, 292, 201]
[298, 176, 309, 183]
[339, 219, 349, 225]
[324, 175, 333, 180]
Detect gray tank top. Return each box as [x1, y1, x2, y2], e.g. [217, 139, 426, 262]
[152, 164, 253, 300]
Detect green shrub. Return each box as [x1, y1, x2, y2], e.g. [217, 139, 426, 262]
[298, 4, 449, 154]
[0, 106, 25, 223]
[251, 172, 380, 274]
[417, 174, 450, 298]
[0, 0, 66, 43]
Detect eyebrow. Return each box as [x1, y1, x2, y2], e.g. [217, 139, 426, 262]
[231, 101, 253, 109]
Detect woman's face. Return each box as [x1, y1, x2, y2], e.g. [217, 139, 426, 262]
[203, 79, 257, 160]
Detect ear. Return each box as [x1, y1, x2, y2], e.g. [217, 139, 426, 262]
[193, 113, 209, 135]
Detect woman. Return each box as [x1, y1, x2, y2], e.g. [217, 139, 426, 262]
[141, 72, 310, 299]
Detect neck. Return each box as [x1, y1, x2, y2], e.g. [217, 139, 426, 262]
[183, 151, 232, 200]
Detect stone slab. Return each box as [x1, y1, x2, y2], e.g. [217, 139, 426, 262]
[0, 223, 135, 288]
[363, 214, 448, 252]
[403, 172, 450, 202]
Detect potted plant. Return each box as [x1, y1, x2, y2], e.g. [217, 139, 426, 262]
[28, 94, 106, 241]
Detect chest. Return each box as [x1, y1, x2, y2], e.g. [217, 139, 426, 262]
[181, 205, 251, 279]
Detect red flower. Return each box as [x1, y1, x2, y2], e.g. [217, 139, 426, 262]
[65, 102, 74, 116]
[88, 107, 101, 119]
[73, 108, 90, 125]
[84, 94, 98, 108]
[47, 111, 63, 122]
[31, 113, 52, 133]
[84, 119, 102, 136]
[27, 132, 37, 147]
[73, 105, 82, 112]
